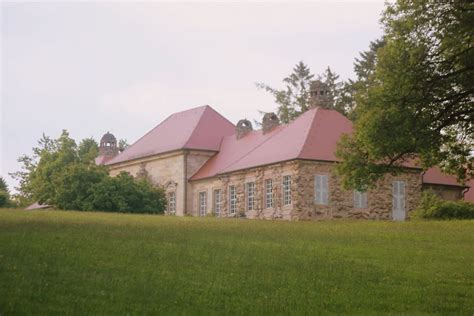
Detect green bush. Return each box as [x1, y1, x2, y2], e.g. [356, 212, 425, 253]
[414, 191, 474, 220]
[0, 191, 9, 207]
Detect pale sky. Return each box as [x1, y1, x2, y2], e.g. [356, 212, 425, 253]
[1, 1, 385, 192]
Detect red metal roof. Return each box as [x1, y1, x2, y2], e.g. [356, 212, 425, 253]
[191, 108, 353, 180]
[423, 167, 464, 187]
[106, 105, 235, 165]
[95, 155, 114, 165]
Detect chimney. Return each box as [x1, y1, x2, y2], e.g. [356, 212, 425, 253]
[236, 119, 253, 140]
[309, 80, 331, 109]
[262, 112, 280, 134]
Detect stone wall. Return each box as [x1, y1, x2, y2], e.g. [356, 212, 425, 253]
[423, 184, 464, 201]
[189, 161, 299, 219]
[109, 151, 185, 215]
[190, 160, 423, 220]
[295, 160, 423, 220]
[108, 149, 215, 216]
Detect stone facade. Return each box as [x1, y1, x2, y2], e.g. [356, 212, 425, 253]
[189, 160, 423, 220]
[422, 183, 464, 201]
[108, 149, 214, 216]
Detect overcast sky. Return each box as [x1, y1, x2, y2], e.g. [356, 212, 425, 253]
[1, 1, 385, 191]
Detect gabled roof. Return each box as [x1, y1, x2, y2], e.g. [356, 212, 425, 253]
[423, 167, 465, 187]
[106, 105, 235, 165]
[191, 108, 353, 180]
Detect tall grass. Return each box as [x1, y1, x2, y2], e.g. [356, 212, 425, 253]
[0, 209, 473, 315]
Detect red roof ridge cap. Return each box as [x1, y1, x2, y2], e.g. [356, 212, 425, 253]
[297, 108, 319, 158]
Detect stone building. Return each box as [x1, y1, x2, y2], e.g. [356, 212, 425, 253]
[99, 102, 472, 221]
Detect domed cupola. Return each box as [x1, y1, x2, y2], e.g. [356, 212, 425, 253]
[99, 132, 119, 158]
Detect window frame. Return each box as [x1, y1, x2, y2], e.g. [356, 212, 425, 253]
[282, 175, 292, 206]
[213, 189, 222, 216]
[167, 191, 176, 215]
[199, 191, 207, 217]
[246, 182, 256, 211]
[229, 185, 237, 215]
[265, 179, 273, 209]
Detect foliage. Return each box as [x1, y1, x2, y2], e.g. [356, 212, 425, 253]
[0, 177, 8, 194]
[10, 131, 166, 213]
[84, 172, 166, 214]
[0, 191, 8, 208]
[1, 210, 473, 314]
[256, 62, 347, 123]
[413, 191, 474, 220]
[0, 177, 10, 207]
[118, 139, 129, 153]
[337, 0, 474, 190]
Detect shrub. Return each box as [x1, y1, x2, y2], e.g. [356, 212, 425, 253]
[414, 191, 474, 220]
[0, 191, 9, 208]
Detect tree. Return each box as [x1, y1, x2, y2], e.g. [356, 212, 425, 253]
[256, 61, 314, 123]
[336, 0, 473, 190]
[10, 130, 167, 213]
[84, 172, 166, 214]
[0, 177, 10, 207]
[342, 38, 386, 119]
[78, 138, 99, 163]
[257, 62, 348, 122]
[118, 139, 129, 153]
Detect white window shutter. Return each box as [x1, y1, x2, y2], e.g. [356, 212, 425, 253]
[315, 176, 321, 203]
[322, 175, 329, 205]
[392, 182, 398, 211]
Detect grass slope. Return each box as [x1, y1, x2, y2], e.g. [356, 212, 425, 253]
[0, 209, 473, 315]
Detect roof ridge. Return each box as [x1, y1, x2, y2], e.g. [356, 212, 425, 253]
[106, 113, 175, 165]
[297, 108, 319, 158]
[217, 124, 289, 175]
[182, 106, 209, 148]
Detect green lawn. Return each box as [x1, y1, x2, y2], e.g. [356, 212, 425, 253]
[0, 209, 473, 315]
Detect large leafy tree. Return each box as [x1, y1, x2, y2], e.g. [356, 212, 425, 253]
[10, 131, 166, 213]
[337, 0, 474, 190]
[257, 62, 348, 122]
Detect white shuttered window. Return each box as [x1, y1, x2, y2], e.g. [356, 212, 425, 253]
[353, 191, 368, 209]
[392, 181, 406, 212]
[315, 175, 329, 205]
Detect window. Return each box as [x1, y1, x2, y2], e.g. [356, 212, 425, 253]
[229, 185, 237, 215]
[353, 190, 368, 209]
[315, 175, 329, 205]
[283, 175, 292, 206]
[167, 192, 176, 214]
[213, 189, 222, 216]
[265, 179, 273, 208]
[392, 181, 406, 212]
[246, 182, 256, 211]
[199, 192, 207, 217]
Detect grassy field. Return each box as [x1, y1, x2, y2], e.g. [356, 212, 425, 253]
[0, 209, 473, 315]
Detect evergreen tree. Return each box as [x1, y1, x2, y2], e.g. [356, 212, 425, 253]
[257, 62, 347, 122]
